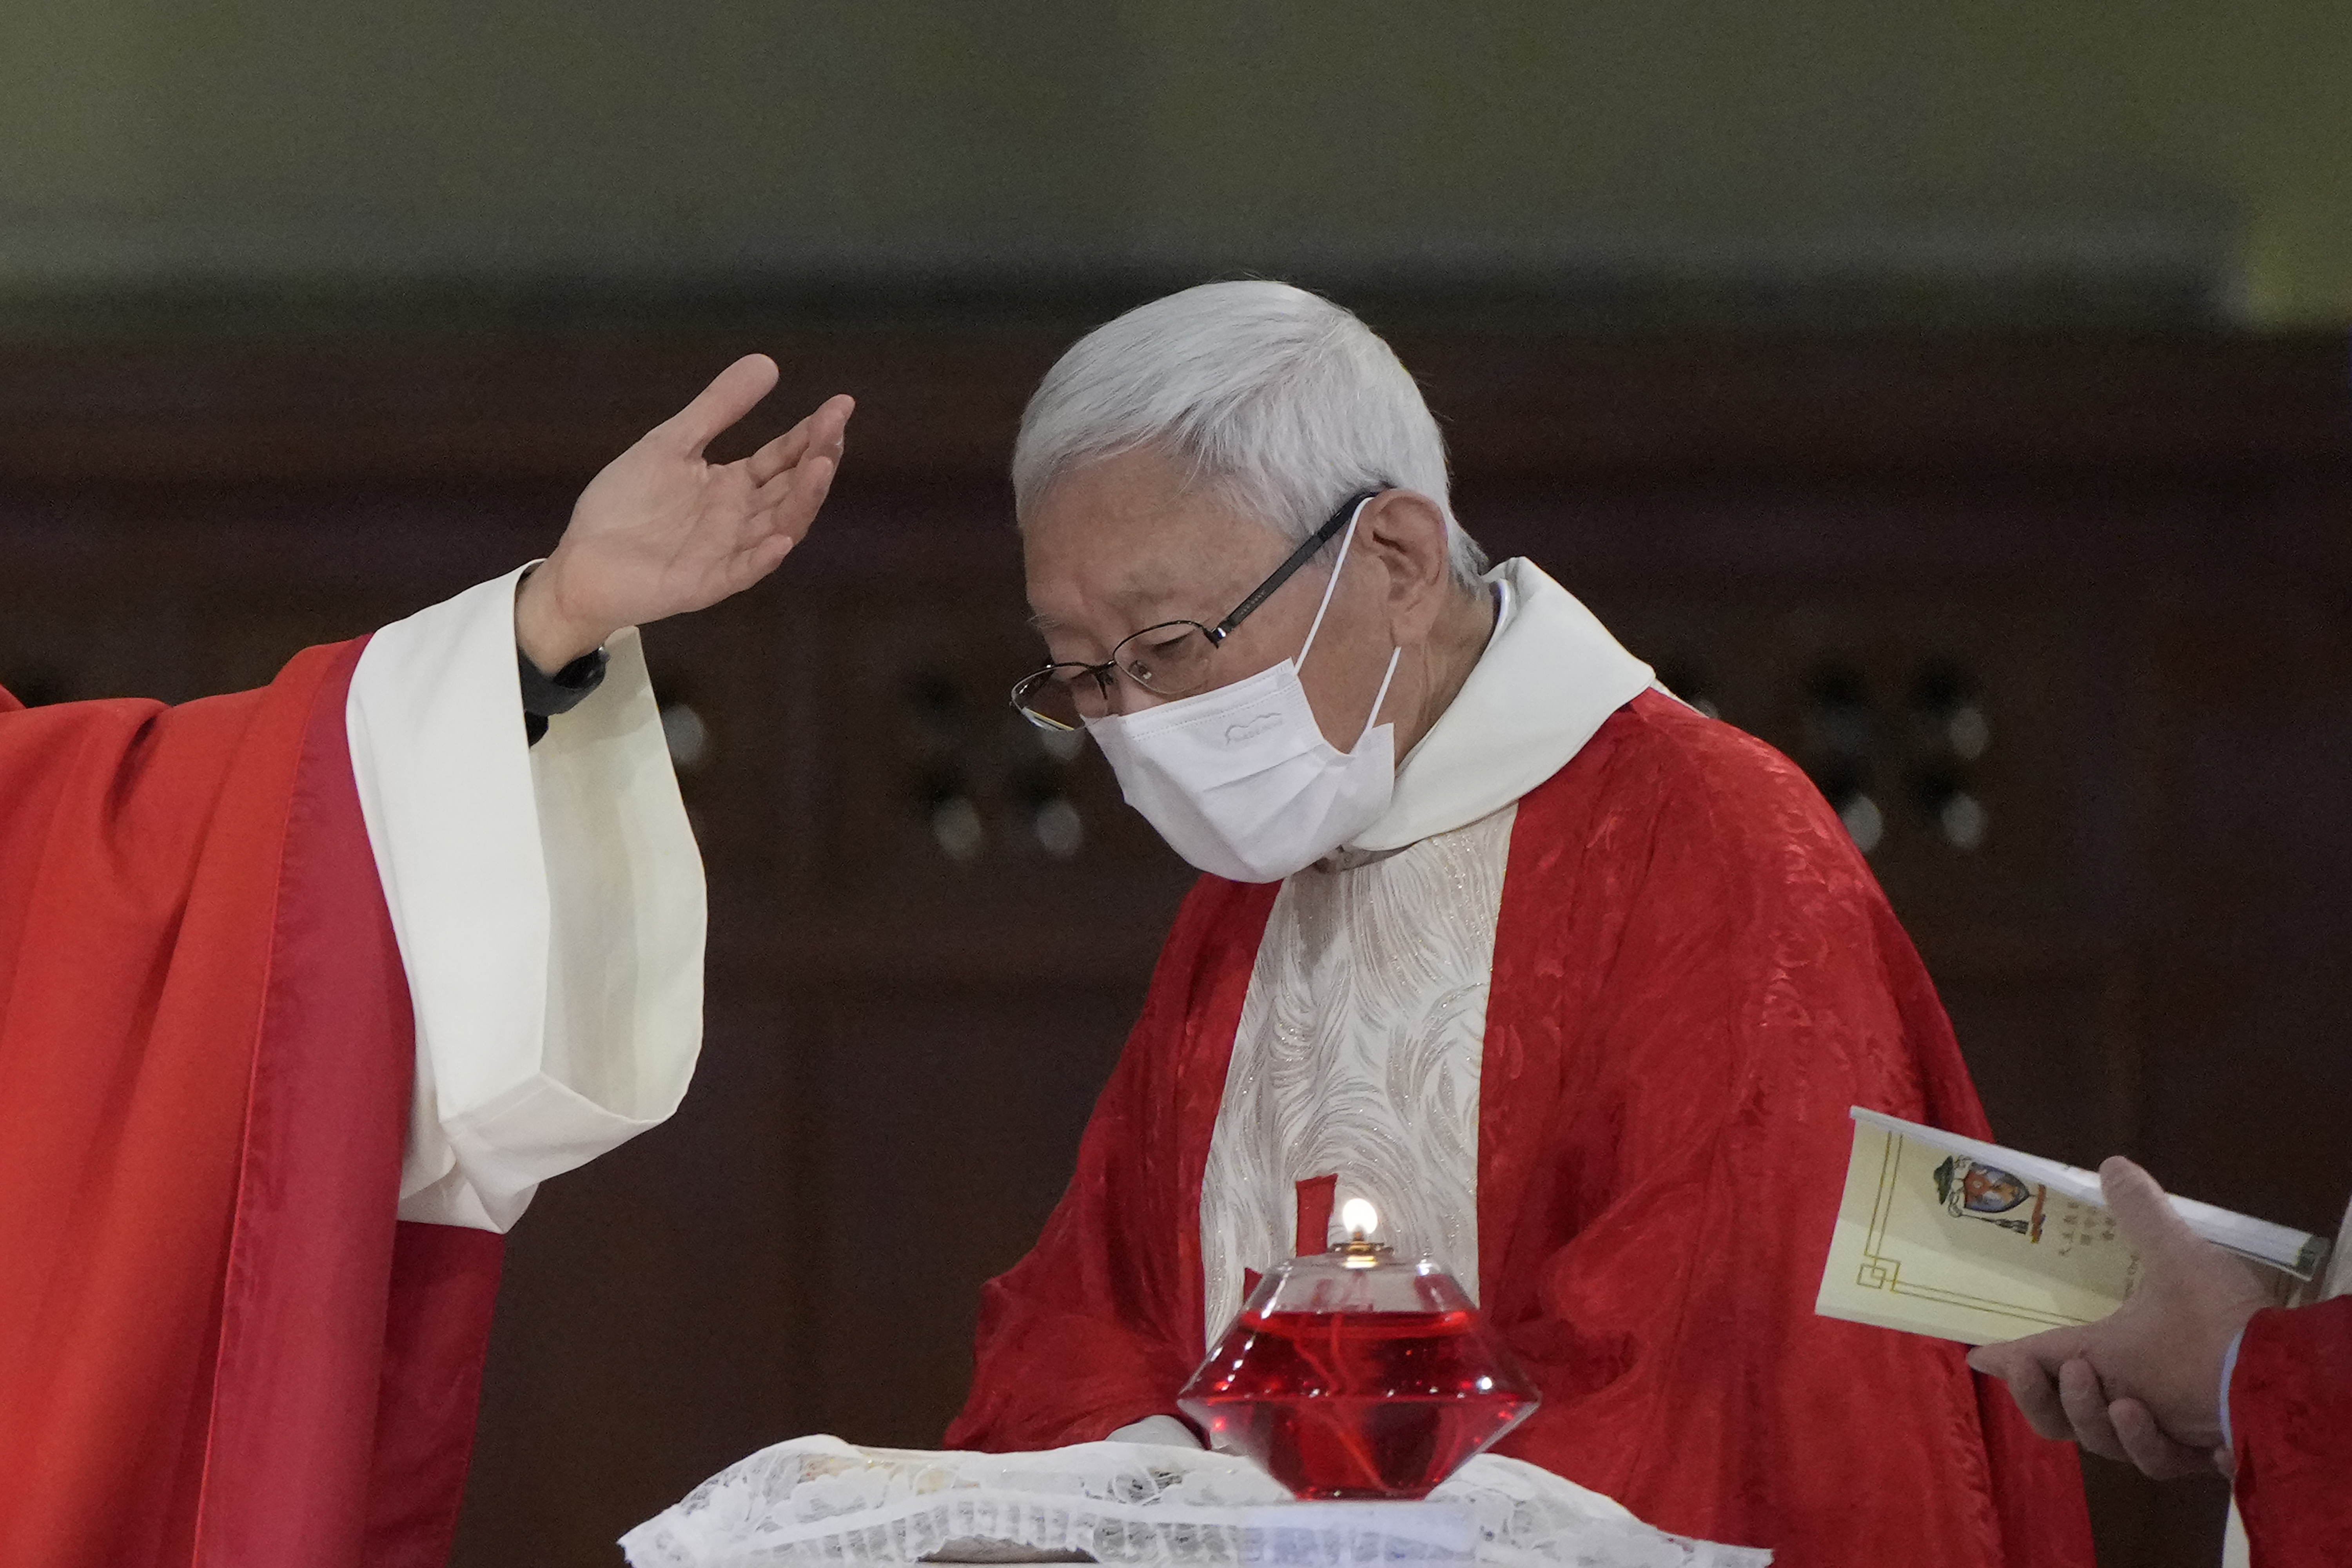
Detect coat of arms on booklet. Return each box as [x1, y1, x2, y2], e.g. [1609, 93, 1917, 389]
[1815, 1108, 2331, 1345]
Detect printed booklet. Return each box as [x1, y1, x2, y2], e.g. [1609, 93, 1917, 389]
[1815, 1107, 2331, 1345]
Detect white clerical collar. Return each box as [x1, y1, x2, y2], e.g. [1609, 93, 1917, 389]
[1347, 557, 1653, 853]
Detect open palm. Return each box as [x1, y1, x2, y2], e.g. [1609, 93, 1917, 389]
[517, 355, 853, 669]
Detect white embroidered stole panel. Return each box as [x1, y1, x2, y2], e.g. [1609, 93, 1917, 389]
[1198, 803, 1517, 1346]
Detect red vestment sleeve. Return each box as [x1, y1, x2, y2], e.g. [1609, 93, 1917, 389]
[0, 648, 501, 1568]
[949, 694, 2091, 1567]
[2230, 1295, 2352, 1566]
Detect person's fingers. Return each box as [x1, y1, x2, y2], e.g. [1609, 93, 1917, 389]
[656, 354, 783, 457]
[751, 435, 846, 513]
[2098, 1157, 2198, 1256]
[744, 422, 812, 488]
[1969, 1327, 2087, 1383]
[744, 393, 853, 486]
[1965, 1342, 2032, 1383]
[2058, 1359, 2128, 1461]
[1970, 1331, 2094, 1445]
[727, 526, 801, 589]
[724, 462, 832, 580]
[752, 449, 840, 537]
[2109, 1398, 2221, 1480]
[1974, 1352, 2076, 1442]
[703, 456, 838, 599]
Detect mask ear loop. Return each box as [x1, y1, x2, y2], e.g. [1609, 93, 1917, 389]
[1296, 496, 1376, 669]
[1292, 496, 1401, 751]
[1355, 646, 1404, 749]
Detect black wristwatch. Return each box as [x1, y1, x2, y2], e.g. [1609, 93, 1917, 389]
[518, 645, 609, 745]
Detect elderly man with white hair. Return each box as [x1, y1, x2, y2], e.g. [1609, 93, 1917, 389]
[945, 283, 2094, 1566]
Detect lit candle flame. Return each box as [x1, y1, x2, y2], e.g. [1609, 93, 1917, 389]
[1340, 1197, 1379, 1242]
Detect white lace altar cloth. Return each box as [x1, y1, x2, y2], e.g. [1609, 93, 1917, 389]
[620, 1438, 1770, 1568]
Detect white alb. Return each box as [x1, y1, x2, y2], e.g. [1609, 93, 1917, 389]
[1200, 802, 1515, 1340]
[347, 567, 704, 1232]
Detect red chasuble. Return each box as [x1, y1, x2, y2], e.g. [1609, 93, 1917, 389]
[0, 644, 502, 1568]
[2232, 1295, 2352, 1565]
[949, 692, 2093, 1567]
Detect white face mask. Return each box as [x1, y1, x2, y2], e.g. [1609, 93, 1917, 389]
[1086, 507, 1402, 883]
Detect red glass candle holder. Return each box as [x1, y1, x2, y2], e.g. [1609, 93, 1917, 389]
[1178, 1239, 1538, 1500]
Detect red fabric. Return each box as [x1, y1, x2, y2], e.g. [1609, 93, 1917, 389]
[1294, 1174, 1339, 1258]
[0, 649, 502, 1568]
[2231, 1295, 2352, 1566]
[949, 691, 2092, 1567]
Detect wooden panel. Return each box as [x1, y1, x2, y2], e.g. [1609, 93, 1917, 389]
[458, 976, 809, 1563]
[1935, 962, 2138, 1165]
[2140, 568, 2352, 1234]
[795, 982, 1159, 1448]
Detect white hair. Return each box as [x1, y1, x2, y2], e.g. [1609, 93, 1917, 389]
[1013, 280, 1488, 588]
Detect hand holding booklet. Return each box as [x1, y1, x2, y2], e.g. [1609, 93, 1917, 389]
[1815, 1108, 2333, 1345]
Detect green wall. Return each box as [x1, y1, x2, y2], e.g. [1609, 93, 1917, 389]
[2, 1, 2345, 321]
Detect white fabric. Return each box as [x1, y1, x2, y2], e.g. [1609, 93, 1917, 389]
[621, 1435, 1772, 1568]
[347, 567, 705, 1231]
[2221, 1506, 2249, 1568]
[1200, 805, 1516, 1344]
[1351, 558, 1651, 854]
[1109, 1414, 1205, 1448]
[1198, 558, 1652, 1344]
[1089, 656, 1397, 885]
[1087, 504, 1401, 884]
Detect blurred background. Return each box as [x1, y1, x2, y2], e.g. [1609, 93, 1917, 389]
[3, 4, 2348, 1564]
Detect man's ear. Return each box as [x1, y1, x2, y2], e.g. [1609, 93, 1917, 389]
[1362, 490, 1456, 643]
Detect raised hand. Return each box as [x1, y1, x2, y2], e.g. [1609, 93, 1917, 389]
[1967, 1157, 2276, 1479]
[515, 355, 854, 671]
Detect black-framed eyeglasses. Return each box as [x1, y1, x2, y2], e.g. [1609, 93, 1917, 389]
[1009, 488, 1385, 732]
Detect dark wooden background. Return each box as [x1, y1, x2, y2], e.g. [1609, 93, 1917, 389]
[3, 322, 2347, 1567]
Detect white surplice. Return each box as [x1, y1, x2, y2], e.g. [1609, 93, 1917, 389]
[1196, 558, 1654, 1343]
[346, 567, 704, 1233]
